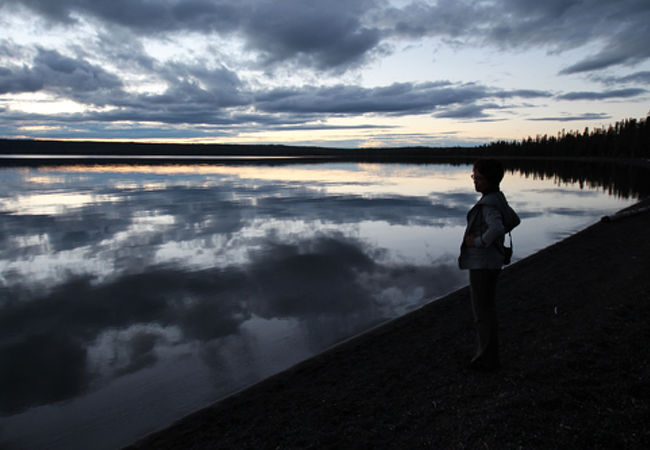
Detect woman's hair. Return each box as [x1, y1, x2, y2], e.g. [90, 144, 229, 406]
[474, 159, 504, 187]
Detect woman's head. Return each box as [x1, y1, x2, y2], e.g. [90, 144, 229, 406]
[472, 159, 504, 193]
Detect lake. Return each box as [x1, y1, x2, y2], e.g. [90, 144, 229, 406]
[0, 160, 640, 449]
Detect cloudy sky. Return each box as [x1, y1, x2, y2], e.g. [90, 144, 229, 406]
[1, 0, 649, 147]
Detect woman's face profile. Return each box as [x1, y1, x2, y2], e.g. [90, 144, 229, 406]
[471, 169, 490, 193]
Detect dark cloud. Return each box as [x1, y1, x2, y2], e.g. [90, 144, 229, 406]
[434, 104, 495, 119]
[528, 113, 611, 122]
[559, 25, 650, 74]
[592, 71, 650, 86]
[0, 47, 122, 99]
[2, 0, 76, 23]
[382, 0, 650, 73]
[557, 88, 646, 101]
[255, 82, 549, 117]
[560, 54, 630, 76]
[268, 123, 395, 131]
[0, 65, 43, 94]
[241, 1, 381, 70]
[253, 83, 435, 115]
[151, 62, 246, 107]
[494, 89, 552, 99]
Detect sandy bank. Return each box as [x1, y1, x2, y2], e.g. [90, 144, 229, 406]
[127, 200, 650, 449]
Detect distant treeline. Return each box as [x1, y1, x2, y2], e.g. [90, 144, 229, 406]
[0, 120, 649, 199]
[0, 115, 648, 160]
[482, 115, 650, 158]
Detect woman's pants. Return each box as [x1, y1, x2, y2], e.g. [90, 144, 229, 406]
[469, 269, 501, 366]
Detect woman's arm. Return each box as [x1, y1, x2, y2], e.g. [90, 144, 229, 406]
[474, 205, 505, 247]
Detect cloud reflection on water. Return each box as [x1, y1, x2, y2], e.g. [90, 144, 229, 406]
[0, 161, 636, 449]
[0, 231, 460, 416]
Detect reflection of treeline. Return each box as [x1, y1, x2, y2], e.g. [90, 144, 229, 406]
[485, 116, 649, 158]
[504, 159, 650, 199]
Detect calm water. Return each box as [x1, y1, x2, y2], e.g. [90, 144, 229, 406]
[0, 161, 637, 449]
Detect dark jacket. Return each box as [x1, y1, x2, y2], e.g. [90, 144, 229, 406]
[458, 191, 520, 270]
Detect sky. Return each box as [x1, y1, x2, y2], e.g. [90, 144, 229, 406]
[0, 0, 649, 148]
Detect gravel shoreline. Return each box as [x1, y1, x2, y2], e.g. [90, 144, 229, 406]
[127, 200, 650, 449]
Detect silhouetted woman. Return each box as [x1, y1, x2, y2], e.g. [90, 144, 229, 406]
[459, 159, 520, 371]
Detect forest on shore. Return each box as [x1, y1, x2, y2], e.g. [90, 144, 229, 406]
[0, 115, 648, 160]
[483, 115, 649, 158]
